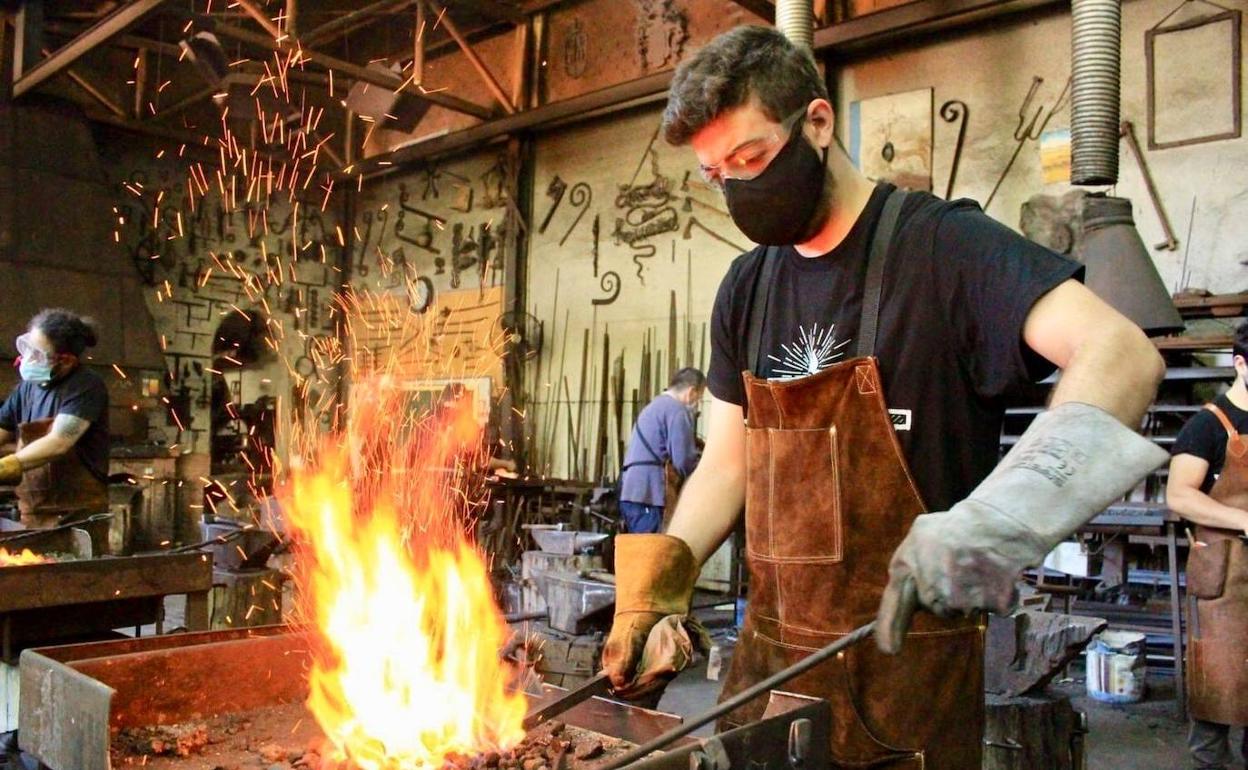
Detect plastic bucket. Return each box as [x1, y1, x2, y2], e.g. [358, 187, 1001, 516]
[1086, 630, 1147, 703]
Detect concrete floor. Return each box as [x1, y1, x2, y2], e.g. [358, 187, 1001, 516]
[658, 640, 1208, 769]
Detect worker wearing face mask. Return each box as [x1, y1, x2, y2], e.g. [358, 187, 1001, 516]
[0, 309, 109, 532]
[600, 26, 1167, 767]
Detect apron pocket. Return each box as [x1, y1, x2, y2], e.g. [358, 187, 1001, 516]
[757, 427, 843, 563]
[1187, 539, 1232, 600]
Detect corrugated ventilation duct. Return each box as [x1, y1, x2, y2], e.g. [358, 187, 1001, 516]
[776, 0, 814, 50]
[1070, 0, 1122, 184]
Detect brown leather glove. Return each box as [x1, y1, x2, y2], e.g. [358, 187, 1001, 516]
[0, 455, 23, 485]
[601, 534, 700, 701]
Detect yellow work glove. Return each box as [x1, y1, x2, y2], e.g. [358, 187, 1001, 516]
[601, 534, 701, 701]
[0, 455, 22, 485]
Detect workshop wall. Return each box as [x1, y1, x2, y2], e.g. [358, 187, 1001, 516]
[349, 145, 517, 385]
[105, 139, 345, 507]
[833, 0, 1248, 294]
[525, 106, 749, 481]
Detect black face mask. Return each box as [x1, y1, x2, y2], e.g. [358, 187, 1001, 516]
[723, 119, 827, 246]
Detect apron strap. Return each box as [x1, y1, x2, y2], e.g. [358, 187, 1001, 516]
[856, 188, 909, 359]
[746, 246, 781, 376]
[1205, 403, 1247, 459]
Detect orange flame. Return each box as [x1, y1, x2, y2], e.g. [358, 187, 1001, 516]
[0, 548, 52, 567]
[283, 380, 527, 770]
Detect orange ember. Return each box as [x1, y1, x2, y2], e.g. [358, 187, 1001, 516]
[0, 547, 52, 567]
[283, 381, 527, 770]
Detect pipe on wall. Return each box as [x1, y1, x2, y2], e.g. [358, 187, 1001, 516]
[1070, 0, 1121, 185]
[776, 0, 815, 50]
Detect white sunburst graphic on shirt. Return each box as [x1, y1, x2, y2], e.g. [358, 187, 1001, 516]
[768, 324, 853, 380]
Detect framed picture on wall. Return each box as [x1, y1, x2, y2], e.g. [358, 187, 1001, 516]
[1146, 6, 1241, 150]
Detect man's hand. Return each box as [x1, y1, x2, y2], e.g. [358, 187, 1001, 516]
[0, 454, 22, 484]
[876, 503, 1044, 652]
[875, 402, 1168, 654]
[601, 534, 700, 700]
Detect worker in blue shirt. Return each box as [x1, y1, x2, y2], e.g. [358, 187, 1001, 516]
[617, 368, 704, 533]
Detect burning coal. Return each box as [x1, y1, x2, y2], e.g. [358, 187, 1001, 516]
[282, 380, 527, 770]
[0, 547, 53, 567]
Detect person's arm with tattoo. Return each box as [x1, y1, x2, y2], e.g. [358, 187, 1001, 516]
[0, 414, 92, 482]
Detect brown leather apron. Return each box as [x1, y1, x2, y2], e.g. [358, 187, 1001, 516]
[717, 191, 984, 768]
[16, 417, 108, 529]
[1186, 402, 1248, 726]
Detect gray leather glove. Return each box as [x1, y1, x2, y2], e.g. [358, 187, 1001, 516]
[876, 402, 1168, 654]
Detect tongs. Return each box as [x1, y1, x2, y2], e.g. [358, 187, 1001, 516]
[522, 671, 613, 730]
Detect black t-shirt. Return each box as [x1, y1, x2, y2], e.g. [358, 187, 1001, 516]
[1171, 393, 1248, 493]
[0, 366, 110, 482]
[709, 183, 1083, 511]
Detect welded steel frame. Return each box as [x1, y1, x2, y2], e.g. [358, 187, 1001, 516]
[1145, 8, 1241, 150]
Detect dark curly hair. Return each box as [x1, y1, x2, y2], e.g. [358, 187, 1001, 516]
[1235, 319, 1247, 362]
[30, 308, 99, 357]
[662, 25, 827, 146]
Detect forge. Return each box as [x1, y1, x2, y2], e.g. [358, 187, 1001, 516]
[19, 626, 830, 770]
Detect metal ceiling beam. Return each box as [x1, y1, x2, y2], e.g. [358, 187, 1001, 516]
[302, 0, 414, 47]
[813, 0, 1062, 54]
[728, 0, 775, 21]
[453, 0, 527, 26]
[12, 0, 166, 98]
[44, 23, 183, 57]
[210, 20, 495, 120]
[57, 56, 127, 118]
[350, 70, 672, 176]
[422, 0, 515, 114]
[234, 0, 283, 39]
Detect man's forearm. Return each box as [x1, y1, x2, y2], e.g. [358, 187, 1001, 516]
[13, 435, 75, 470]
[1049, 320, 1163, 427]
[1168, 486, 1248, 531]
[665, 462, 745, 564]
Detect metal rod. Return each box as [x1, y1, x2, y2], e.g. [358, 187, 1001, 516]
[1120, 120, 1178, 251]
[598, 622, 876, 770]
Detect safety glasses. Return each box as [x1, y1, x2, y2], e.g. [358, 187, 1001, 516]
[15, 333, 56, 365]
[698, 105, 809, 189]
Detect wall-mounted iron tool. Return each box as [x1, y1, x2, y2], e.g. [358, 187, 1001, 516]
[683, 216, 747, 252]
[539, 175, 568, 234]
[940, 99, 969, 200]
[592, 271, 622, 306]
[591, 215, 601, 277]
[559, 182, 593, 246]
[1120, 120, 1179, 251]
[985, 76, 1071, 210]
